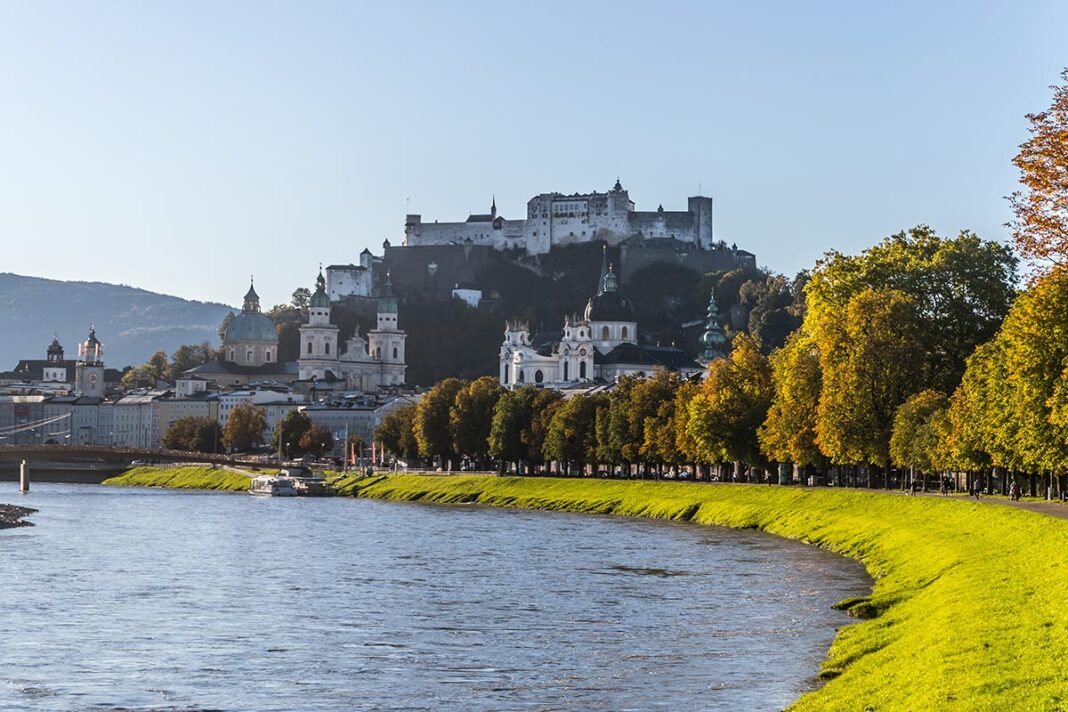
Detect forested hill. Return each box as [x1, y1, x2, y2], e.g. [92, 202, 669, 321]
[0, 273, 234, 370]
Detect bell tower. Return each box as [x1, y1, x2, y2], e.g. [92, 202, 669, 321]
[75, 325, 106, 397]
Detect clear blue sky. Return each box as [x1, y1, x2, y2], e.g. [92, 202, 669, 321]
[1, 1, 1065, 308]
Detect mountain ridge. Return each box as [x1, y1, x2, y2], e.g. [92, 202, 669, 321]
[0, 273, 235, 370]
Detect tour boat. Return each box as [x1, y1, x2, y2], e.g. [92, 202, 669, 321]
[249, 475, 298, 497]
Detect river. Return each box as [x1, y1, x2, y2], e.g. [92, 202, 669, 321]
[0, 483, 869, 711]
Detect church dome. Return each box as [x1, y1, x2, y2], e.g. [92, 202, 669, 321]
[224, 312, 278, 344]
[583, 265, 635, 323]
[310, 269, 330, 308]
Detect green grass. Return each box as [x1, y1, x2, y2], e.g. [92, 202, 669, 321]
[103, 465, 251, 492]
[353, 475, 1068, 711]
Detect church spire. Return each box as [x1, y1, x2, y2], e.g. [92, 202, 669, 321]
[490, 195, 497, 219]
[243, 276, 260, 313]
[699, 291, 728, 364]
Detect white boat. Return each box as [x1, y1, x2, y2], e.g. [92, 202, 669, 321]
[249, 475, 298, 497]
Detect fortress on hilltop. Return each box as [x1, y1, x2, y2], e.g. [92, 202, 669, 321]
[404, 179, 715, 255]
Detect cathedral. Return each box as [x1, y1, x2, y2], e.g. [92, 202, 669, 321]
[499, 250, 703, 389]
[297, 269, 407, 391]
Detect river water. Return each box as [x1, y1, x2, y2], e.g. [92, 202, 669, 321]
[0, 483, 869, 711]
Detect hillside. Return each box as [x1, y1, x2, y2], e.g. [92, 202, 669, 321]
[0, 273, 234, 370]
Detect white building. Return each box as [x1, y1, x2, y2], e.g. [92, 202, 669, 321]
[499, 253, 702, 389]
[326, 248, 376, 301]
[405, 180, 714, 255]
[298, 270, 407, 391]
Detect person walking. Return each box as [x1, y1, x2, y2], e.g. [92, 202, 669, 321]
[1010, 479, 1022, 502]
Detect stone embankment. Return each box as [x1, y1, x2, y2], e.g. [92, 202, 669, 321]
[0, 504, 36, 528]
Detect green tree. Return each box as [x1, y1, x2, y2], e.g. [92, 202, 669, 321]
[488, 386, 537, 469]
[161, 416, 220, 453]
[450, 376, 504, 461]
[299, 423, 334, 459]
[815, 289, 922, 484]
[291, 287, 312, 310]
[524, 389, 564, 467]
[630, 370, 682, 467]
[273, 410, 313, 458]
[543, 393, 603, 474]
[222, 402, 267, 452]
[121, 350, 171, 389]
[170, 342, 216, 379]
[376, 403, 419, 461]
[414, 378, 465, 468]
[890, 390, 949, 480]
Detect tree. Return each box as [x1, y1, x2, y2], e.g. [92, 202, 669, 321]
[161, 416, 220, 453]
[890, 390, 949, 479]
[376, 403, 419, 461]
[815, 289, 922, 484]
[805, 226, 1017, 394]
[273, 410, 313, 458]
[759, 331, 823, 467]
[299, 423, 334, 459]
[222, 402, 267, 452]
[450, 376, 503, 461]
[523, 389, 564, 467]
[594, 376, 638, 469]
[291, 287, 312, 310]
[1009, 68, 1068, 269]
[543, 393, 603, 474]
[170, 342, 216, 379]
[121, 350, 171, 389]
[686, 334, 773, 471]
[488, 386, 536, 469]
[414, 378, 465, 468]
[631, 370, 683, 467]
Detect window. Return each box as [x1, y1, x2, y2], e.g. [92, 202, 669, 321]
[325, 342, 330, 355]
[563, 361, 569, 380]
[602, 326, 610, 340]
[307, 342, 313, 355]
[580, 361, 587, 379]
[266, 351, 272, 362]
[504, 364, 510, 383]
[376, 347, 381, 359]
[229, 349, 235, 362]
[518, 370, 525, 383]
[622, 326, 628, 340]
[246, 350, 253, 362]
[393, 347, 398, 359]
[534, 370, 544, 384]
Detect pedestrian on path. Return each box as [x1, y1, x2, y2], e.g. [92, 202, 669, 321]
[1010, 480, 1022, 502]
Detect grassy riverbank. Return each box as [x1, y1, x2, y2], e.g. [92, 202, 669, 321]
[103, 465, 250, 492]
[354, 475, 1068, 711]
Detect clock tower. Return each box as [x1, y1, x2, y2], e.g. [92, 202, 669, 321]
[75, 325, 106, 397]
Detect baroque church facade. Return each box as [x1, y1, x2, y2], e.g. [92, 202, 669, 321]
[297, 270, 406, 391]
[499, 251, 704, 389]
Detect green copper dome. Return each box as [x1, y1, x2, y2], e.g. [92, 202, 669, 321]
[224, 312, 278, 343]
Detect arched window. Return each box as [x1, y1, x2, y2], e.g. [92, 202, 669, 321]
[325, 342, 330, 355]
[504, 364, 510, 383]
[246, 350, 253, 362]
[229, 349, 235, 362]
[393, 347, 398, 359]
[602, 326, 610, 340]
[518, 370, 526, 383]
[563, 361, 569, 380]
[580, 361, 587, 379]
[622, 326, 629, 340]
[307, 342, 313, 355]
[534, 370, 544, 383]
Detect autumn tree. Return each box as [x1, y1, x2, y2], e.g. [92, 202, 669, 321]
[121, 350, 171, 389]
[1009, 68, 1068, 269]
[815, 289, 922, 485]
[686, 334, 773, 475]
[222, 402, 267, 452]
[524, 389, 564, 468]
[161, 416, 220, 453]
[890, 390, 950, 486]
[450, 376, 503, 462]
[759, 331, 823, 468]
[414, 378, 465, 469]
[543, 393, 603, 474]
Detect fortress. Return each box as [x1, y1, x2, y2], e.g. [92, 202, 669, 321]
[404, 179, 715, 255]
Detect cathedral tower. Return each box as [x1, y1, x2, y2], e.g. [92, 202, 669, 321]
[74, 325, 105, 397]
[298, 268, 341, 381]
[367, 273, 407, 387]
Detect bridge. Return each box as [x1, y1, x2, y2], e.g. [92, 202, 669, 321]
[0, 445, 269, 490]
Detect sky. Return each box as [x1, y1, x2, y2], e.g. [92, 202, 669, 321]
[0, 1, 1065, 309]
